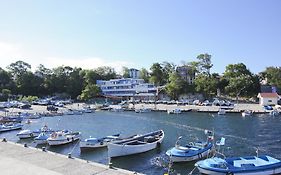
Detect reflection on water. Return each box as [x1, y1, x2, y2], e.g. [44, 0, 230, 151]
[1, 111, 281, 174]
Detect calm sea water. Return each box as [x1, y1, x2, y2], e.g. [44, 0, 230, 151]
[1, 111, 281, 175]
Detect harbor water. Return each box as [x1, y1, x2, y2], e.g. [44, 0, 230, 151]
[1, 111, 281, 175]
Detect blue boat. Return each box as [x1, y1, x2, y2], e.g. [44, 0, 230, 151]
[166, 130, 214, 162]
[195, 155, 281, 175]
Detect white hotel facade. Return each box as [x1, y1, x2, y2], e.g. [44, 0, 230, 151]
[96, 78, 157, 99]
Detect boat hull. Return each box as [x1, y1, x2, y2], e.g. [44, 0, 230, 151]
[195, 156, 281, 175]
[48, 137, 80, 146]
[167, 147, 213, 162]
[80, 141, 107, 149]
[108, 130, 164, 158]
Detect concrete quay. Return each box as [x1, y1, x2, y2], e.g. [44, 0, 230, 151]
[0, 141, 141, 175]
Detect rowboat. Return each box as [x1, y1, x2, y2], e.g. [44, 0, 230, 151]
[108, 130, 164, 158]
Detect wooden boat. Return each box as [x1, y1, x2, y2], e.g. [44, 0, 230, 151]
[107, 130, 164, 158]
[195, 155, 281, 175]
[80, 134, 120, 150]
[47, 130, 81, 146]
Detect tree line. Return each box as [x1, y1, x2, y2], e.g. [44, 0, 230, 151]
[0, 55, 280, 101]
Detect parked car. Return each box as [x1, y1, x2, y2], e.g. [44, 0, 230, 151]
[264, 105, 273, 110]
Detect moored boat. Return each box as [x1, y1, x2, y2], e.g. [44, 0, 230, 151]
[107, 130, 164, 158]
[195, 155, 281, 175]
[166, 130, 214, 162]
[47, 130, 81, 146]
[34, 132, 50, 145]
[242, 110, 253, 117]
[80, 134, 120, 150]
[218, 108, 226, 115]
[135, 108, 152, 113]
[16, 125, 53, 139]
[0, 123, 23, 132]
[167, 108, 181, 114]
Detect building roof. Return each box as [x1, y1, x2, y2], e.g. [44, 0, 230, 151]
[257, 93, 279, 98]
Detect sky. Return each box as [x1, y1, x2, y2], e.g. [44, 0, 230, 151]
[0, 0, 281, 74]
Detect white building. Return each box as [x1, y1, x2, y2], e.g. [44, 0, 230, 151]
[129, 68, 140, 79]
[257, 93, 279, 106]
[96, 78, 156, 98]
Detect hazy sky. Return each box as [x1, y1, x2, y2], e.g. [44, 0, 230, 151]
[0, 0, 280, 73]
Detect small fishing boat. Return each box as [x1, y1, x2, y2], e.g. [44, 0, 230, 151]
[166, 130, 214, 162]
[108, 130, 164, 158]
[269, 110, 280, 116]
[34, 132, 50, 145]
[195, 155, 281, 175]
[16, 125, 53, 139]
[47, 130, 81, 146]
[135, 108, 152, 113]
[242, 110, 253, 117]
[218, 108, 226, 115]
[80, 134, 120, 150]
[167, 108, 181, 114]
[0, 123, 23, 132]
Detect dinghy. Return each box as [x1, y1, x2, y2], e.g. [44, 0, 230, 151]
[108, 130, 164, 158]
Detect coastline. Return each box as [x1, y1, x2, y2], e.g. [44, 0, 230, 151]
[0, 102, 274, 116]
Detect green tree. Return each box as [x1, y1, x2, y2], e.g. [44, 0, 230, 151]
[0, 68, 15, 92]
[7, 60, 31, 79]
[95, 66, 117, 80]
[194, 74, 217, 98]
[223, 63, 257, 102]
[79, 84, 101, 101]
[260, 67, 281, 92]
[1, 89, 11, 101]
[122, 67, 130, 78]
[139, 68, 150, 82]
[149, 63, 164, 86]
[196, 53, 213, 75]
[165, 71, 184, 100]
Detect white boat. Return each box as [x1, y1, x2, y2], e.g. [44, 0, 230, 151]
[0, 123, 23, 132]
[166, 130, 215, 162]
[269, 110, 280, 116]
[108, 130, 164, 158]
[242, 110, 253, 117]
[218, 108, 226, 115]
[34, 132, 50, 145]
[167, 108, 182, 114]
[195, 155, 281, 175]
[135, 108, 152, 113]
[47, 130, 81, 146]
[80, 134, 120, 150]
[16, 125, 53, 139]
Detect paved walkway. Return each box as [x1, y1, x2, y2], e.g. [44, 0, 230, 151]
[0, 141, 140, 175]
